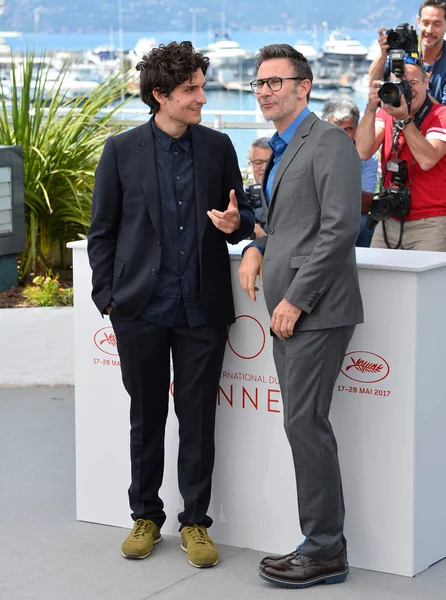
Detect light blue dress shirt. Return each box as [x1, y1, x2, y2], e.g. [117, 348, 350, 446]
[265, 107, 311, 205]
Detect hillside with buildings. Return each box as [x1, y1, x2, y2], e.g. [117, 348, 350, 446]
[2, 0, 422, 34]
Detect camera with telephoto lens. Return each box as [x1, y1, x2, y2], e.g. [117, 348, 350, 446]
[366, 159, 411, 228]
[386, 23, 418, 54]
[378, 24, 418, 110]
[378, 48, 413, 109]
[244, 183, 266, 239]
[244, 183, 262, 209]
[378, 78, 413, 109]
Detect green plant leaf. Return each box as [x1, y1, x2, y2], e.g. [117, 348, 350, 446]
[1, 51, 130, 280]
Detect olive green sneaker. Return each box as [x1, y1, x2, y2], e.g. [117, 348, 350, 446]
[121, 519, 162, 559]
[181, 524, 219, 568]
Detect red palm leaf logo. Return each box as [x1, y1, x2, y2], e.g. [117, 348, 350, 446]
[94, 327, 119, 356]
[345, 358, 383, 374]
[99, 332, 117, 347]
[341, 352, 390, 383]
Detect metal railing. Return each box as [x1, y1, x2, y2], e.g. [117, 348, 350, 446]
[22, 107, 330, 131]
[24, 106, 322, 131]
[111, 108, 275, 131]
[50, 107, 274, 131]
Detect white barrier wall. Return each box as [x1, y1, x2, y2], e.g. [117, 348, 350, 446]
[68, 240, 446, 577]
[0, 307, 74, 386]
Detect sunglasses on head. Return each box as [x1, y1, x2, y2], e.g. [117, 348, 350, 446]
[404, 55, 422, 66]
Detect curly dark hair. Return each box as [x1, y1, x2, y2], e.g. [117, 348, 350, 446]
[255, 44, 313, 101]
[136, 41, 210, 114]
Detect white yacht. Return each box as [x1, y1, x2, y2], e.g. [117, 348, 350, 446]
[202, 37, 255, 87]
[83, 45, 122, 77]
[127, 37, 157, 65]
[40, 68, 100, 100]
[322, 31, 368, 65]
[293, 40, 321, 63]
[0, 31, 21, 70]
[204, 38, 249, 69]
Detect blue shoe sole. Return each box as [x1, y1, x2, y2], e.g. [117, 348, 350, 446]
[259, 566, 349, 589]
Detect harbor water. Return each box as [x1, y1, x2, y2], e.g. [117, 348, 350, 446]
[9, 29, 374, 167]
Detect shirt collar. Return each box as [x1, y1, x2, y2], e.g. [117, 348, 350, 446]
[151, 118, 191, 152]
[420, 39, 445, 70]
[269, 106, 311, 155]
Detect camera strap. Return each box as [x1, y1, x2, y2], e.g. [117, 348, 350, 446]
[412, 95, 433, 130]
[381, 128, 403, 183]
[390, 94, 433, 140]
[386, 94, 433, 170]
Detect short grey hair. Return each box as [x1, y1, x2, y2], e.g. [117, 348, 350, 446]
[321, 97, 360, 127]
[248, 137, 271, 159]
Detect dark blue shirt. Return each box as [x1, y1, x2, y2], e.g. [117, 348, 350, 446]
[422, 40, 446, 105]
[141, 119, 207, 327]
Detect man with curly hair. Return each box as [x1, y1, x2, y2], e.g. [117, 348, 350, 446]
[88, 41, 254, 568]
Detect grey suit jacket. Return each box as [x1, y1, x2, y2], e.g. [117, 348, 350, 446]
[256, 112, 364, 331]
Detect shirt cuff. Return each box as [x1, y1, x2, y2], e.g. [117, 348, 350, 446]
[242, 242, 264, 256]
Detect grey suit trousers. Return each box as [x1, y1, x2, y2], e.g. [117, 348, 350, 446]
[273, 325, 355, 559]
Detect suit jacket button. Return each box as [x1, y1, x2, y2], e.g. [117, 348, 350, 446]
[157, 241, 161, 246]
[151, 268, 158, 276]
[269, 229, 274, 235]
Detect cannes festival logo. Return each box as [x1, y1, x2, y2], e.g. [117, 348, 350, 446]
[227, 315, 266, 360]
[94, 327, 119, 356]
[341, 351, 390, 383]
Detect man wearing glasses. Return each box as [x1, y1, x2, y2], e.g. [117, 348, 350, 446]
[356, 58, 446, 249]
[321, 97, 378, 247]
[246, 137, 272, 238]
[239, 44, 363, 589]
[248, 137, 272, 185]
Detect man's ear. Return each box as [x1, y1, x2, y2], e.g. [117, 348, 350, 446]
[299, 79, 312, 99]
[152, 88, 167, 105]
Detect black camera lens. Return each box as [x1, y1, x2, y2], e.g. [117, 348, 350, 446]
[387, 31, 402, 49]
[378, 82, 401, 105]
[379, 198, 393, 216]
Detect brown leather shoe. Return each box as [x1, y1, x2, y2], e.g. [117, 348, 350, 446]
[259, 540, 307, 569]
[260, 549, 348, 589]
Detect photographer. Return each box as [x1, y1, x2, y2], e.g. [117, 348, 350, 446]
[322, 98, 378, 247]
[356, 57, 446, 250]
[245, 137, 271, 238]
[369, 1, 446, 104]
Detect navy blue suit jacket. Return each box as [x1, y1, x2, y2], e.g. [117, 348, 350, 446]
[87, 120, 254, 327]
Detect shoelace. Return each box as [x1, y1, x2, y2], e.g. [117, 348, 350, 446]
[185, 525, 209, 546]
[296, 539, 307, 552]
[292, 538, 307, 557]
[132, 519, 154, 539]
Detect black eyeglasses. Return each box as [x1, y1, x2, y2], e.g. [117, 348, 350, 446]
[250, 76, 302, 93]
[249, 159, 269, 167]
